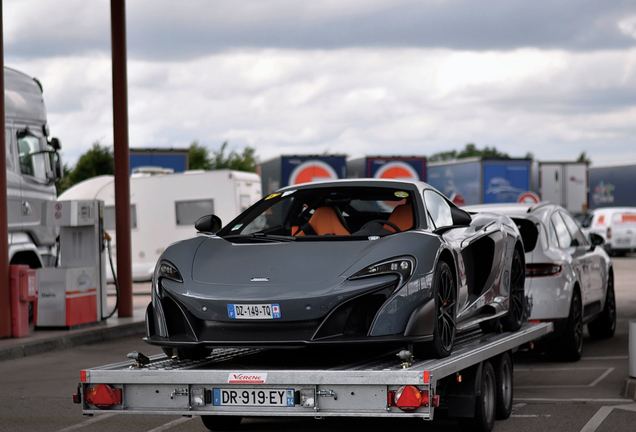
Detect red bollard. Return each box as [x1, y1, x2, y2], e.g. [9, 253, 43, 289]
[10, 265, 38, 338]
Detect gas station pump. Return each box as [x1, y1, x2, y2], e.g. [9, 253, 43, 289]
[36, 200, 108, 328]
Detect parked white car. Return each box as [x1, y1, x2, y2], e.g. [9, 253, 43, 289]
[465, 203, 615, 361]
[580, 207, 636, 256]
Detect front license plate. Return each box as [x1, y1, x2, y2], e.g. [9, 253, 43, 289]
[228, 303, 281, 319]
[213, 388, 295, 406]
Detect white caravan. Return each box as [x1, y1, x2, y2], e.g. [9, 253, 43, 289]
[5, 67, 63, 269]
[59, 169, 261, 281]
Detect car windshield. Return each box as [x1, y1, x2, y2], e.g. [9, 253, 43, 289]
[217, 185, 418, 241]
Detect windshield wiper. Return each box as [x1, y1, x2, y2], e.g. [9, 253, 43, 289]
[222, 232, 297, 242]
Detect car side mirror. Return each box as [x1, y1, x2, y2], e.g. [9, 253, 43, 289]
[195, 214, 222, 234]
[589, 232, 604, 248]
[451, 206, 472, 226]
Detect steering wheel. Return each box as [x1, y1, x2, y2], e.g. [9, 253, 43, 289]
[359, 219, 401, 233]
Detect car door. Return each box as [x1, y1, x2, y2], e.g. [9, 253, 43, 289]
[550, 211, 591, 306]
[561, 211, 605, 304]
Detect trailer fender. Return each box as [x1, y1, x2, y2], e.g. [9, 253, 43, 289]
[445, 362, 482, 418]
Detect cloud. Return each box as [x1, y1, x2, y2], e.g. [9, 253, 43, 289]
[9, 46, 636, 168]
[5, 0, 636, 62]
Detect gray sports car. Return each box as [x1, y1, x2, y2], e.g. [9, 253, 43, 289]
[145, 179, 526, 360]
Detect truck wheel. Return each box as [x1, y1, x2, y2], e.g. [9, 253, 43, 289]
[460, 361, 497, 432]
[503, 248, 525, 332]
[494, 352, 513, 420]
[588, 272, 616, 339]
[201, 415, 242, 431]
[415, 261, 456, 359]
[552, 289, 583, 361]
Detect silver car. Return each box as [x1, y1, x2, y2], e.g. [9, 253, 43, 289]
[465, 203, 615, 361]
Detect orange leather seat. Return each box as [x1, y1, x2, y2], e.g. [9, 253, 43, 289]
[294, 207, 350, 236]
[384, 204, 413, 232]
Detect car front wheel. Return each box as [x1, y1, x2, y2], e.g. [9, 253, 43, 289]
[415, 261, 456, 359]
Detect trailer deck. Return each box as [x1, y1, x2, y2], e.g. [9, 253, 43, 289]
[77, 322, 552, 426]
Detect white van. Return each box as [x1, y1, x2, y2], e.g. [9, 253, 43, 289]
[59, 169, 261, 281]
[581, 207, 636, 256]
[5, 67, 62, 268]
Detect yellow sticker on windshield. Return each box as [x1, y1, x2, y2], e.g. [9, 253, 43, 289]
[395, 191, 409, 198]
[265, 193, 282, 200]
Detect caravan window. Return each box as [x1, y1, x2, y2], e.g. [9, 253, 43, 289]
[175, 199, 214, 226]
[18, 132, 49, 181]
[104, 205, 138, 231]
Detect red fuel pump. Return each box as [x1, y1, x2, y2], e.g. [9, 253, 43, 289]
[10, 265, 37, 338]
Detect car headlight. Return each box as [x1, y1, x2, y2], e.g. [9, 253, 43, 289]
[350, 257, 415, 283]
[157, 260, 183, 283]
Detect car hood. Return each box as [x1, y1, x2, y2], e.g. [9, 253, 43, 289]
[190, 237, 383, 285]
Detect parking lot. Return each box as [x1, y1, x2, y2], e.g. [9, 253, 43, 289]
[0, 256, 635, 432]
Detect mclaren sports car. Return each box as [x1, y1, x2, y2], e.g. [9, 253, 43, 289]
[145, 179, 526, 360]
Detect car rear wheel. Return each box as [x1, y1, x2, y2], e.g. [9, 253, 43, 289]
[588, 272, 616, 339]
[415, 261, 456, 359]
[503, 248, 525, 332]
[552, 289, 583, 361]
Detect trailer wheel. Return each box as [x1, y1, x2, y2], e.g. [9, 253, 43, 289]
[494, 352, 513, 420]
[201, 415, 242, 431]
[460, 361, 497, 432]
[415, 261, 456, 359]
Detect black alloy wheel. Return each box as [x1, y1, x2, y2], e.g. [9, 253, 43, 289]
[588, 272, 616, 339]
[415, 261, 457, 359]
[553, 289, 583, 361]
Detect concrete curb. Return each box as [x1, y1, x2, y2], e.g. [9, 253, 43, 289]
[0, 321, 146, 362]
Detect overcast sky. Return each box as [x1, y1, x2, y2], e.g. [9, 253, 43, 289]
[5, 0, 636, 167]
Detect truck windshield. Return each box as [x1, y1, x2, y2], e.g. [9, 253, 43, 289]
[18, 132, 50, 182]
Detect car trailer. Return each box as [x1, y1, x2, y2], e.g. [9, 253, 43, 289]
[74, 322, 551, 432]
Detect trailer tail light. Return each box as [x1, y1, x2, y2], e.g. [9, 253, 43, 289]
[387, 385, 438, 412]
[526, 263, 562, 277]
[84, 384, 122, 410]
[607, 227, 612, 240]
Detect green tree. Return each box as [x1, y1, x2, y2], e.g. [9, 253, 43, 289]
[56, 142, 114, 195]
[211, 141, 258, 172]
[577, 151, 591, 165]
[189, 140, 212, 170]
[430, 143, 511, 162]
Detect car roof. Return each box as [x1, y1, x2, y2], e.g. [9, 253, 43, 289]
[590, 207, 636, 214]
[463, 202, 561, 222]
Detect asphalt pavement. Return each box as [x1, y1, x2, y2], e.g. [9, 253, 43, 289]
[1, 257, 636, 432]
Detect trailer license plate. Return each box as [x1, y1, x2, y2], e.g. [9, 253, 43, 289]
[213, 389, 295, 406]
[227, 304, 281, 319]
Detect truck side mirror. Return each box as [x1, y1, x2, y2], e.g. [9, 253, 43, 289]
[48, 151, 63, 183]
[49, 137, 61, 150]
[195, 214, 222, 234]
